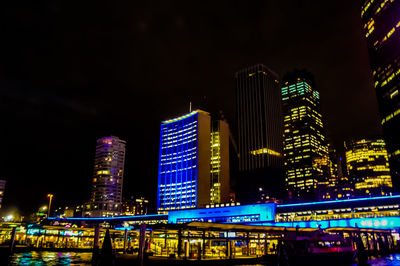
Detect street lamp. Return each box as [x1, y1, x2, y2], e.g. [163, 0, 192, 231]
[47, 194, 54, 217]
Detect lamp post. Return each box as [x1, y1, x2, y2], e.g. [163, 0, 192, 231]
[47, 194, 54, 217]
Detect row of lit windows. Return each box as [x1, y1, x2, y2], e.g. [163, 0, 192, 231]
[162, 128, 196, 139]
[160, 156, 197, 165]
[161, 148, 196, 157]
[381, 107, 400, 125]
[374, 19, 400, 49]
[162, 130, 196, 141]
[361, 0, 374, 17]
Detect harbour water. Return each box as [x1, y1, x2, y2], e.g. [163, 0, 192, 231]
[6, 252, 400, 265]
[9, 252, 92, 265]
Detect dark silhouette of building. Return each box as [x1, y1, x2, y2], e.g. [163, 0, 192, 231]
[0, 180, 6, 209]
[234, 64, 284, 202]
[361, 0, 400, 189]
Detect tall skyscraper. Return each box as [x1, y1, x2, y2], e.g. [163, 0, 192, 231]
[361, 0, 400, 186]
[0, 180, 6, 209]
[235, 64, 284, 202]
[326, 143, 339, 199]
[210, 119, 230, 205]
[345, 137, 392, 196]
[281, 70, 329, 201]
[157, 110, 211, 213]
[157, 110, 231, 213]
[90, 136, 126, 217]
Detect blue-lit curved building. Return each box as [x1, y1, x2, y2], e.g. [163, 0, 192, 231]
[157, 110, 211, 213]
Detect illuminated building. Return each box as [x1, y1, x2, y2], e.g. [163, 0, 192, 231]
[121, 196, 149, 216]
[47, 195, 400, 232]
[275, 194, 400, 226]
[361, 0, 400, 185]
[235, 64, 284, 202]
[210, 119, 230, 205]
[281, 70, 329, 201]
[345, 137, 392, 196]
[90, 136, 126, 217]
[168, 203, 276, 223]
[0, 180, 5, 209]
[157, 110, 212, 213]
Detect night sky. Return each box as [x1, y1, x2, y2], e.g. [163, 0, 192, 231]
[0, 0, 381, 216]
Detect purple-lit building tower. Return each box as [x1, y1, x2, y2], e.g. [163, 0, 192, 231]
[90, 136, 126, 217]
[361, 0, 400, 187]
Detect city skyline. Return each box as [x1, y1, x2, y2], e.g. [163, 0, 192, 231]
[0, 1, 385, 216]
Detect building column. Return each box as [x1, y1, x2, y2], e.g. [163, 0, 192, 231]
[164, 230, 168, 255]
[389, 234, 394, 250]
[264, 232, 268, 255]
[225, 232, 229, 258]
[202, 230, 206, 258]
[123, 229, 128, 254]
[246, 232, 250, 256]
[177, 229, 182, 258]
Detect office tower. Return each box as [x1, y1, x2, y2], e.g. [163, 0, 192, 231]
[210, 119, 230, 205]
[281, 70, 329, 201]
[361, 0, 400, 186]
[0, 180, 6, 209]
[326, 143, 339, 199]
[121, 196, 149, 216]
[345, 137, 392, 196]
[157, 110, 211, 213]
[235, 64, 284, 202]
[90, 136, 126, 217]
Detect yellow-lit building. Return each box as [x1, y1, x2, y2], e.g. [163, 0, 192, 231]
[281, 71, 329, 201]
[345, 137, 392, 196]
[210, 120, 230, 205]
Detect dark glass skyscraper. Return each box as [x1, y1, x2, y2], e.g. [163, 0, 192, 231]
[361, 0, 400, 185]
[281, 71, 329, 201]
[235, 64, 284, 202]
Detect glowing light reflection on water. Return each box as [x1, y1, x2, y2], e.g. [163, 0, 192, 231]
[9, 251, 92, 265]
[6, 252, 400, 265]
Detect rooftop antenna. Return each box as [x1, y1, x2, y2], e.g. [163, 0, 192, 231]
[189, 101, 192, 112]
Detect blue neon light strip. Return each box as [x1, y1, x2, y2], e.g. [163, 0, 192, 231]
[277, 194, 400, 208]
[252, 216, 400, 230]
[46, 214, 167, 221]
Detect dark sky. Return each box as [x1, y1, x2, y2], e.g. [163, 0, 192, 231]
[0, 0, 381, 215]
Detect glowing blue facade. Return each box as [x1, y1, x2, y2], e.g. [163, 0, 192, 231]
[168, 203, 276, 224]
[157, 110, 211, 212]
[255, 217, 400, 230]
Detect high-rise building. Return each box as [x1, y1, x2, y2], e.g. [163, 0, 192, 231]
[210, 119, 230, 205]
[361, 0, 400, 186]
[157, 110, 211, 213]
[157, 110, 231, 213]
[345, 137, 392, 196]
[325, 143, 339, 199]
[90, 136, 126, 217]
[0, 180, 6, 209]
[281, 70, 329, 201]
[121, 196, 149, 216]
[235, 64, 284, 202]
